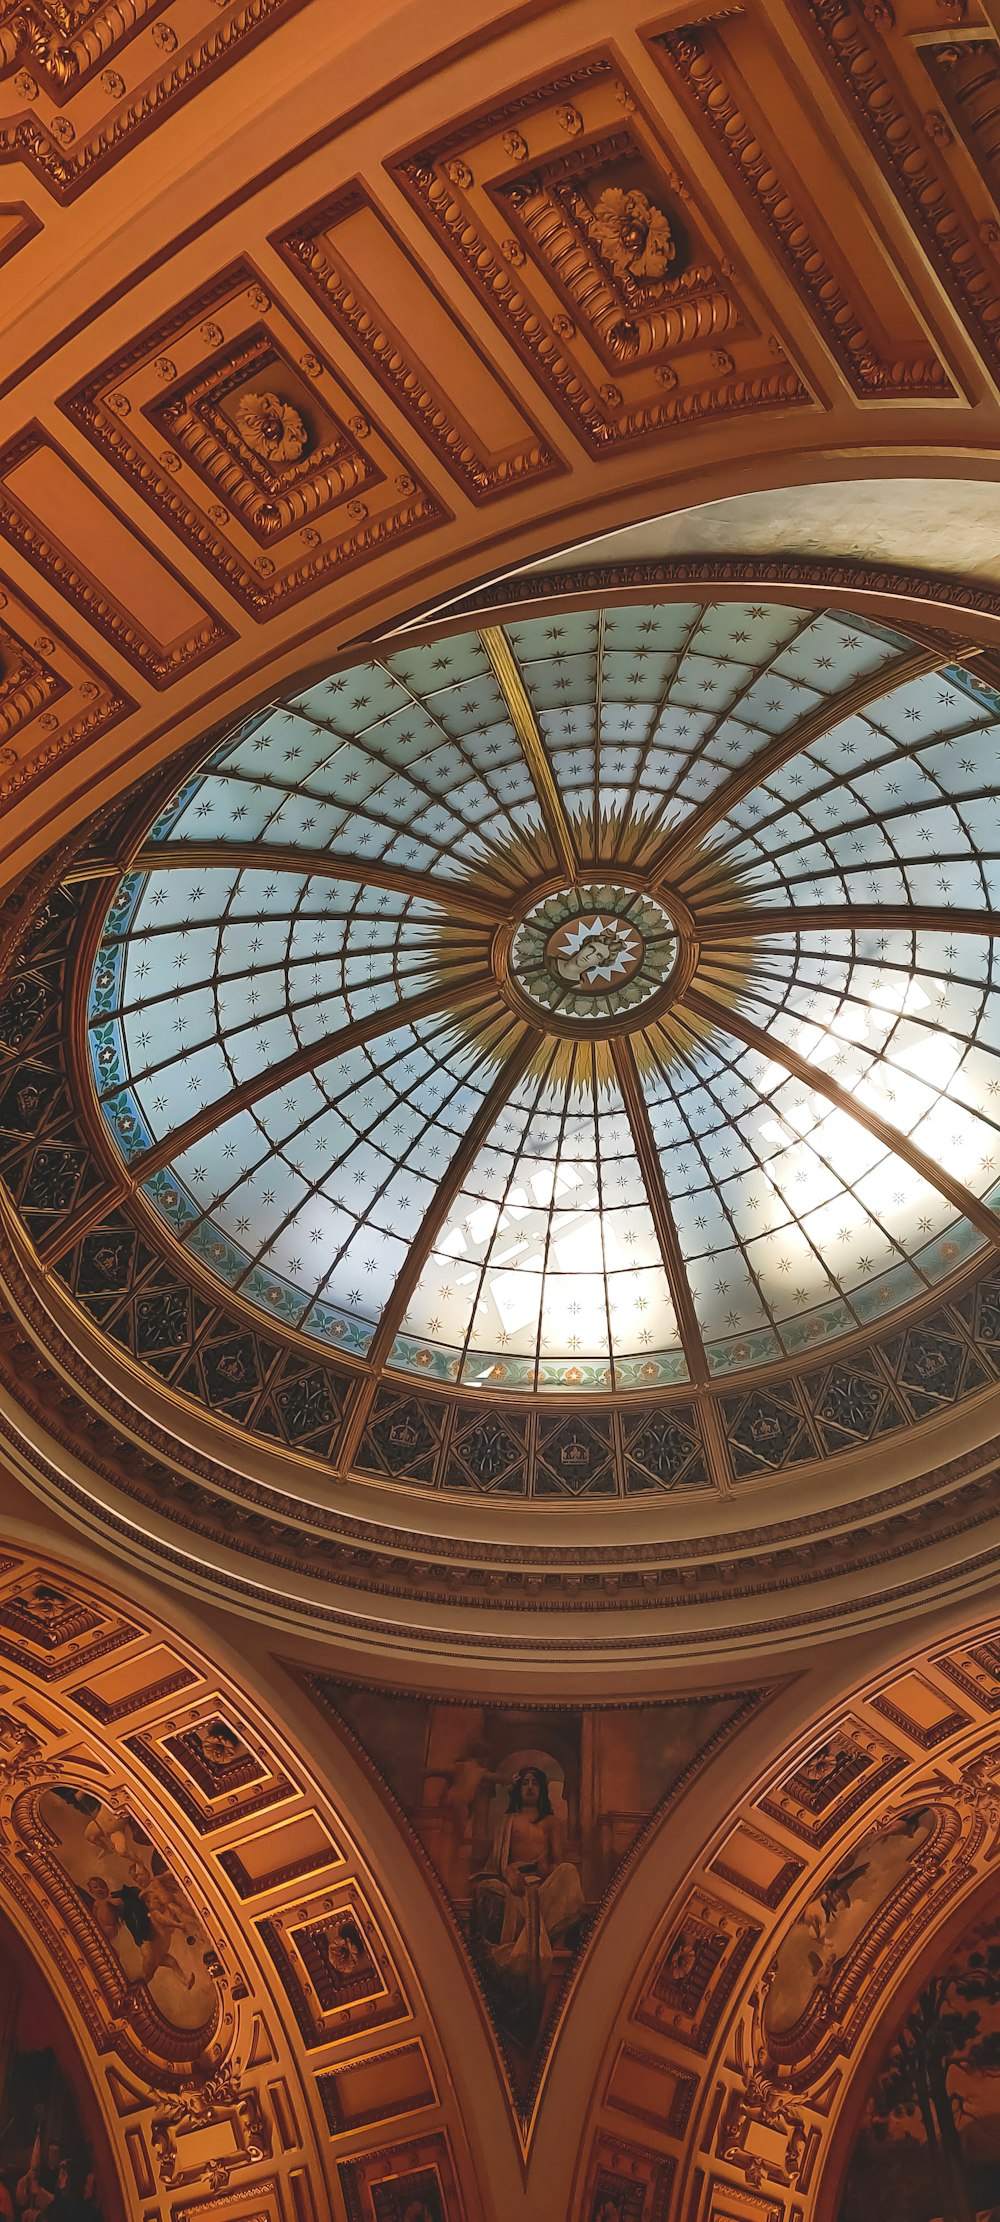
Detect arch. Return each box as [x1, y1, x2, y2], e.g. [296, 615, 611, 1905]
[573, 1610, 1000, 2222]
[0, 1536, 488, 2222]
[821, 1864, 1000, 2222]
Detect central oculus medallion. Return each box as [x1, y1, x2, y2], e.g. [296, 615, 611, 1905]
[510, 884, 677, 1027]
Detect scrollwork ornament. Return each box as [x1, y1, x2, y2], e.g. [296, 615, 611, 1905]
[722, 1984, 809, 2188]
[0, 1713, 46, 1788]
[153, 2064, 270, 2191]
[944, 1750, 1000, 1829]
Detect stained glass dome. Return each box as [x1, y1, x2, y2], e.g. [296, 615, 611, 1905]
[84, 598, 1000, 1395]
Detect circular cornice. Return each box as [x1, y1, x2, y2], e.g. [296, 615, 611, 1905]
[1, 584, 999, 1657]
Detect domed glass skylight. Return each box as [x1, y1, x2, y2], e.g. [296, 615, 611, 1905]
[85, 599, 1000, 1392]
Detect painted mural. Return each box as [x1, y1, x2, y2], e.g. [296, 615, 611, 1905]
[766, 1805, 936, 2039]
[0, 1934, 113, 2220]
[35, 1787, 217, 2034]
[306, 1676, 762, 2104]
[838, 1897, 1000, 2222]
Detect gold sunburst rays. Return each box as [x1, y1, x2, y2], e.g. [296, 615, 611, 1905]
[419, 807, 769, 1095]
[433, 817, 574, 911]
[668, 831, 763, 916]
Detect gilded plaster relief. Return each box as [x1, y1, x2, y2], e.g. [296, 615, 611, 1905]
[576, 1620, 1000, 2222]
[0, 1544, 480, 2222]
[0, 0, 310, 199]
[62, 265, 444, 622]
[391, 56, 809, 454]
[4, 0, 1000, 867]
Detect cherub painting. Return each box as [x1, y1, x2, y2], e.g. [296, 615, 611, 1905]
[37, 1786, 217, 2033]
[765, 1806, 935, 2037]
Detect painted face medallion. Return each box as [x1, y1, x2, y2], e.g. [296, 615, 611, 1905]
[511, 885, 677, 1026]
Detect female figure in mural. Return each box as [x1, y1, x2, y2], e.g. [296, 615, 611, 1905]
[477, 1766, 584, 1998]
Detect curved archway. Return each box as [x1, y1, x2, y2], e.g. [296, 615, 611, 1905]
[572, 1611, 1000, 2222]
[0, 1537, 490, 2222]
[824, 1868, 1000, 2222]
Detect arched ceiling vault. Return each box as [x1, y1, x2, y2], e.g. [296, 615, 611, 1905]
[6, 0, 1000, 885]
[0, 1534, 502, 2222]
[568, 1604, 1000, 2222]
[2, 1502, 998, 2222]
[3, 4, 1000, 2214]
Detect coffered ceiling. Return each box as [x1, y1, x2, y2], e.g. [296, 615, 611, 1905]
[4, 0, 1000, 887]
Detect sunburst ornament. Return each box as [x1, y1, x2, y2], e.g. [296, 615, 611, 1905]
[511, 885, 678, 1026]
